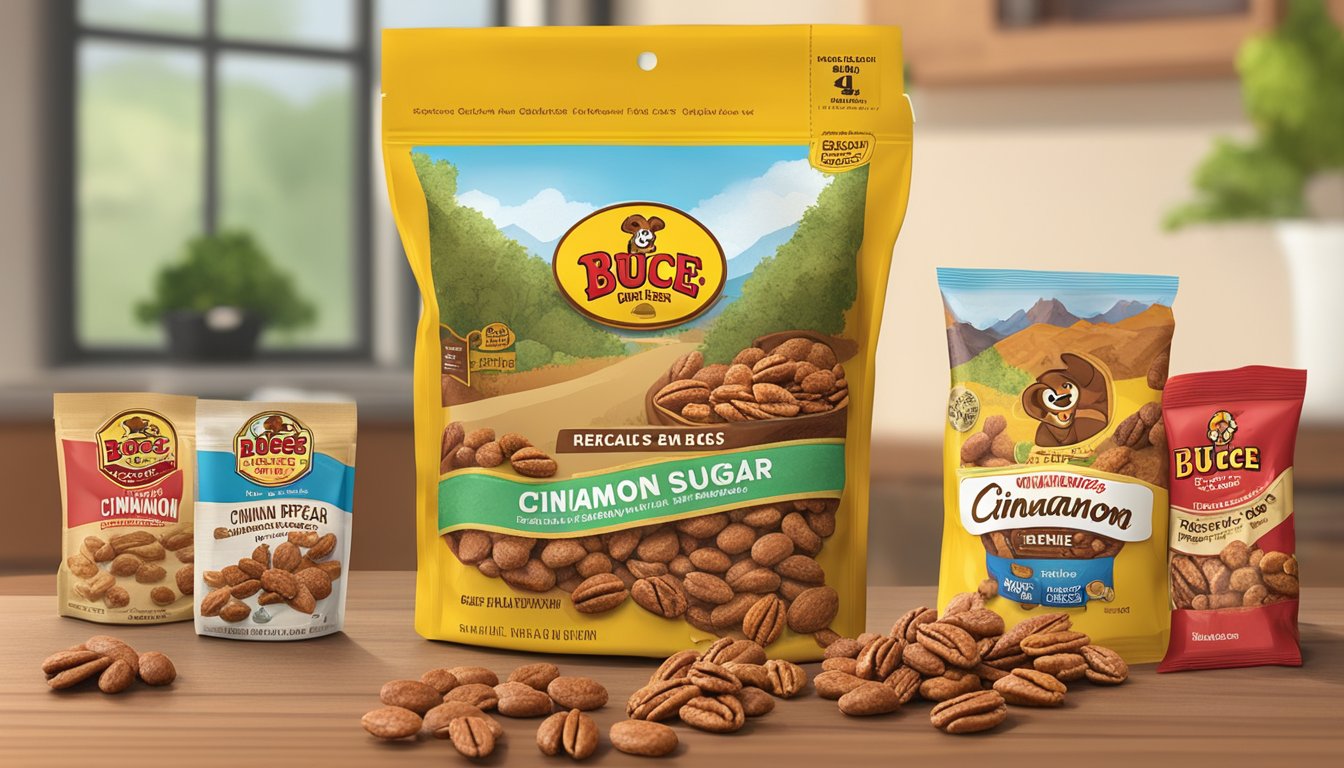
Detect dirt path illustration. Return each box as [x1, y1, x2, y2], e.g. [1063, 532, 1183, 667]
[446, 341, 699, 475]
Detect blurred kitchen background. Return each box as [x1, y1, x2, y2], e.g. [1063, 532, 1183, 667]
[2, 0, 1341, 584]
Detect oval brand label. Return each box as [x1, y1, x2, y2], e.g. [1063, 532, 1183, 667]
[478, 322, 515, 352]
[810, 132, 875, 171]
[234, 411, 314, 487]
[553, 203, 726, 329]
[97, 409, 178, 488]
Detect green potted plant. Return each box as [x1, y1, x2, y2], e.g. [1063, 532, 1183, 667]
[1166, 0, 1344, 419]
[137, 231, 316, 360]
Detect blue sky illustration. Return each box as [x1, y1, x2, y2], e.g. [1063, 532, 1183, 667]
[938, 268, 1179, 328]
[414, 144, 829, 262]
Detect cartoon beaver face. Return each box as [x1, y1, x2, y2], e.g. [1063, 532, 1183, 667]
[1208, 410, 1237, 446]
[122, 416, 159, 437]
[263, 414, 294, 437]
[1022, 353, 1110, 447]
[123, 416, 150, 434]
[1031, 375, 1080, 427]
[621, 214, 664, 255]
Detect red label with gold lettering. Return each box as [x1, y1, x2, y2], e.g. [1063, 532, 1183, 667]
[1159, 366, 1306, 672]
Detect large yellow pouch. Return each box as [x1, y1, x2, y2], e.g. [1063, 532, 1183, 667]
[383, 26, 913, 659]
[936, 268, 1177, 662]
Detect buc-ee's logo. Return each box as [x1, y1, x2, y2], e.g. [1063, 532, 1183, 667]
[552, 203, 726, 329]
[97, 410, 178, 488]
[234, 412, 313, 487]
[1021, 353, 1112, 448]
[1173, 409, 1260, 479]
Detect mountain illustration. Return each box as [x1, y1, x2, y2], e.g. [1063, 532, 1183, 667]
[983, 298, 1080, 336]
[1024, 298, 1080, 328]
[500, 224, 556, 260]
[993, 303, 1175, 380]
[988, 308, 1030, 336]
[947, 322, 1002, 368]
[728, 224, 800, 279]
[1085, 299, 1149, 325]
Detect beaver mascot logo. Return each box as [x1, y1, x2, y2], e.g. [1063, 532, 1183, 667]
[1206, 409, 1237, 448]
[1021, 353, 1111, 447]
[620, 213, 664, 255]
[120, 415, 161, 438]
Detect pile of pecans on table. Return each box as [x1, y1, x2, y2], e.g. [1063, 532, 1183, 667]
[361, 638, 809, 759]
[41, 634, 177, 694]
[812, 582, 1129, 733]
[362, 586, 1131, 756]
[623, 636, 805, 736]
[363, 662, 618, 758]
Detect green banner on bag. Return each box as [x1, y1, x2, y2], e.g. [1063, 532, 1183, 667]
[438, 440, 845, 536]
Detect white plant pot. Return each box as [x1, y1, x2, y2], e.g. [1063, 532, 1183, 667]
[1276, 220, 1344, 422]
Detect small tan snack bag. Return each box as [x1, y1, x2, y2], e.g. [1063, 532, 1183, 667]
[54, 392, 197, 623]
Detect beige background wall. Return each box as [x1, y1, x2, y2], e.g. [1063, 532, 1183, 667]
[0, 0, 46, 384]
[615, 0, 870, 24]
[616, 0, 1291, 438]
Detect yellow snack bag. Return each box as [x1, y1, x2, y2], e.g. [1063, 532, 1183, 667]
[936, 268, 1177, 662]
[383, 26, 913, 658]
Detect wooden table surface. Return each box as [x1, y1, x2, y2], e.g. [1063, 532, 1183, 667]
[2, 572, 1340, 766]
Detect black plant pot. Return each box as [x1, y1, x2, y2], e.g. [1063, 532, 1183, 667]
[162, 309, 264, 361]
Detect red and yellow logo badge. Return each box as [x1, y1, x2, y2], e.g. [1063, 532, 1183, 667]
[97, 409, 178, 488]
[234, 411, 314, 487]
[1173, 409, 1259, 479]
[553, 203, 726, 329]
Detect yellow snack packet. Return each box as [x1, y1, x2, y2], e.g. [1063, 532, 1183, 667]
[936, 268, 1178, 662]
[383, 26, 914, 658]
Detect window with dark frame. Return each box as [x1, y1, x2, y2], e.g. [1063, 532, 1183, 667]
[54, 0, 499, 363]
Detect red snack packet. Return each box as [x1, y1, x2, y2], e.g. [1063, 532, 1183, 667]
[1158, 366, 1306, 672]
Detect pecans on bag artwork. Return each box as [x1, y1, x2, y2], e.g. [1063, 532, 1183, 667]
[383, 26, 914, 658]
[54, 393, 197, 624]
[1159, 366, 1306, 672]
[193, 400, 356, 641]
[936, 269, 1178, 663]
